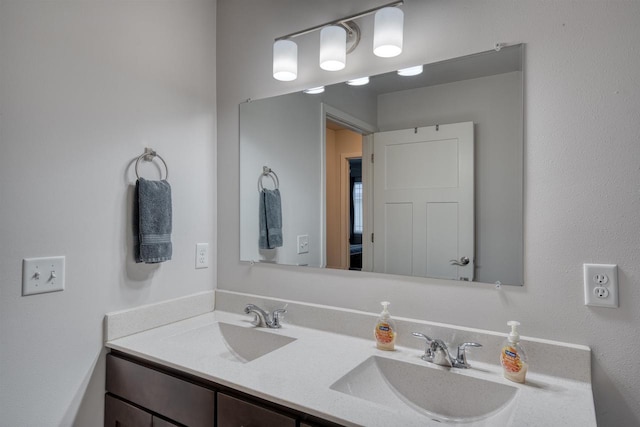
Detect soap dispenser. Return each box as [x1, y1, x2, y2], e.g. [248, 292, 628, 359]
[500, 321, 528, 383]
[374, 301, 396, 351]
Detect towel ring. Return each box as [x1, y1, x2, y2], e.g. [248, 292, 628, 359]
[258, 166, 279, 192]
[135, 148, 168, 180]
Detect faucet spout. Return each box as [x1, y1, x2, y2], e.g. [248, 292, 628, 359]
[244, 304, 287, 329]
[412, 332, 482, 369]
[244, 304, 270, 327]
[430, 339, 454, 367]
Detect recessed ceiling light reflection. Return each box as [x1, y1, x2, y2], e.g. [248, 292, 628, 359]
[303, 86, 325, 94]
[347, 77, 370, 86]
[397, 65, 423, 76]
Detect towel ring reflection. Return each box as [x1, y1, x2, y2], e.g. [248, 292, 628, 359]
[135, 148, 168, 180]
[258, 166, 279, 192]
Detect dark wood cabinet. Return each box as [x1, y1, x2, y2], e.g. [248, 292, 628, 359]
[104, 394, 181, 427]
[105, 394, 152, 427]
[152, 416, 180, 427]
[105, 352, 343, 427]
[217, 392, 296, 427]
[106, 354, 215, 427]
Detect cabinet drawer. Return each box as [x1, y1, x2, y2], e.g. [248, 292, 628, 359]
[106, 354, 215, 427]
[105, 394, 152, 427]
[152, 416, 180, 427]
[217, 393, 296, 427]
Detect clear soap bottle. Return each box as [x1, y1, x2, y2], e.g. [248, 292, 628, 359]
[374, 301, 396, 351]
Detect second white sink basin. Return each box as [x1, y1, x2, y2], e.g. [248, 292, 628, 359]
[330, 356, 518, 425]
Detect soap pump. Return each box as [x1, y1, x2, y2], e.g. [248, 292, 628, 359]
[374, 301, 396, 351]
[500, 320, 528, 383]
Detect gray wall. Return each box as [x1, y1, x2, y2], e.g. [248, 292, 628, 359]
[0, 1, 217, 425]
[378, 71, 523, 284]
[240, 86, 378, 266]
[217, 1, 640, 425]
[240, 94, 323, 266]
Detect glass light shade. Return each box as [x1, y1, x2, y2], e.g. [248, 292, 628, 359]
[347, 77, 370, 86]
[320, 26, 346, 71]
[373, 7, 404, 58]
[303, 86, 325, 94]
[398, 65, 423, 76]
[273, 39, 298, 81]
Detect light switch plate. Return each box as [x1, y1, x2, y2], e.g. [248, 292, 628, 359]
[584, 263, 618, 308]
[22, 256, 65, 296]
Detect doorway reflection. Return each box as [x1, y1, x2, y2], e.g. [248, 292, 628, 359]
[349, 158, 363, 271]
[325, 120, 363, 270]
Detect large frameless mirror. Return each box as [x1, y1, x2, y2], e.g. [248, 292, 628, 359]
[240, 44, 524, 286]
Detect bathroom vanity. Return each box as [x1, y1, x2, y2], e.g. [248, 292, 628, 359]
[104, 291, 597, 427]
[105, 352, 336, 427]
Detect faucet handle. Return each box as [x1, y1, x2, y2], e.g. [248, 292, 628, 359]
[270, 308, 287, 328]
[455, 342, 482, 368]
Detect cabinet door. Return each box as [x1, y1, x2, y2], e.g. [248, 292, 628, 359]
[107, 354, 215, 427]
[105, 394, 152, 427]
[217, 393, 296, 427]
[152, 416, 180, 427]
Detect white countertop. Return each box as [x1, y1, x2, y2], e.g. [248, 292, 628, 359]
[106, 309, 596, 427]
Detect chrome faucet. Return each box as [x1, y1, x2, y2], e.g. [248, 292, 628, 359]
[244, 304, 286, 329]
[412, 332, 482, 369]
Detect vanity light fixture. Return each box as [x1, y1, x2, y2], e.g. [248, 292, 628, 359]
[320, 26, 347, 71]
[347, 77, 370, 86]
[397, 65, 423, 76]
[273, 39, 298, 81]
[303, 86, 325, 94]
[373, 7, 404, 58]
[272, 0, 404, 81]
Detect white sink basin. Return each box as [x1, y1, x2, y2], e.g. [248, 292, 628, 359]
[216, 322, 296, 363]
[330, 356, 518, 425]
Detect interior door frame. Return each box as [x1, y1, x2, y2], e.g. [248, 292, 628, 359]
[320, 104, 377, 270]
[340, 152, 363, 269]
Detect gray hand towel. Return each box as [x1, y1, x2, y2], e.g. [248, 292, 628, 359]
[259, 188, 283, 249]
[135, 177, 172, 263]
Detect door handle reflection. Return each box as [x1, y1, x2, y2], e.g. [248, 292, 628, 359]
[449, 256, 470, 266]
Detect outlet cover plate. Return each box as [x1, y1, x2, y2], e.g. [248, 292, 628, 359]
[22, 256, 65, 296]
[584, 263, 618, 308]
[196, 243, 209, 269]
[297, 235, 309, 254]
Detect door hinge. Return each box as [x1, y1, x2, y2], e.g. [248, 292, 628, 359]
[370, 153, 374, 163]
[371, 233, 374, 243]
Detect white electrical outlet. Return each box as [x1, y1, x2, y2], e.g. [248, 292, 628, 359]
[297, 235, 309, 254]
[584, 263, 618, 308]
[196, 243, 209, 269]
[22, 256, 65, 296]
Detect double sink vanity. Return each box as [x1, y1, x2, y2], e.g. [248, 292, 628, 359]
[104, 290, 596, 426]
[101, 41, 597, 427]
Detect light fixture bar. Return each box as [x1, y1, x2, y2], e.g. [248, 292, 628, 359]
[275, 0, 403, 41]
